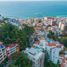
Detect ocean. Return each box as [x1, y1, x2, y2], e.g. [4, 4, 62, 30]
[0, 1, 67, 19]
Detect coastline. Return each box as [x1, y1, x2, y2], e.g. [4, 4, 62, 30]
[2, 15, 67, 20]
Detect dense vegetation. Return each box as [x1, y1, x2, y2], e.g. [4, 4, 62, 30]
[0, 23, 34, 50]
[9, 52, 32, 67]
[58, 37, 67, 47]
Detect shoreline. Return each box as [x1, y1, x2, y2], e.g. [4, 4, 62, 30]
[1, 15, 67, 20]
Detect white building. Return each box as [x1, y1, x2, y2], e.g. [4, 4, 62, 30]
[46, 43, 56, 58]
[39, 37, 48, 51]
[24, 47, 45, 67]
[50, 47, 62, 64]
[32, 36, 47, 52]
[59, 22, 65, 31]
[46, 39, 64, 64]
[6, 43, 18, 57]
[0, 42, 6, 64]
[6, 18, 20, 27]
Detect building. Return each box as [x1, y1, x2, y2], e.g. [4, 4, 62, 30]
[38, 37, 48, 51]
[0, 15, 3, 21]
[54, 41, 64, 50]
[46, 38, 53, 43]
[46, 43, 56, 58]
[59, 21, 67, 34]
[43, 17, 56, 26]
[46, 42, 63, 64]
[6, 18, 20, 27]
[50, 47, 62, 64]
[59, 53, 67, 67]
[24, 47, 45, 67]
[6, 43, 19, 57]
[59, 22, 65, 31]
[0, 42, 6, 64]
[32, 36, 47, 52]
[64, 55, 67, 67]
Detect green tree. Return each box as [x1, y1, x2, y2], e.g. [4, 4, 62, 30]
[0, 23, 34, 49]
[0, 23, 20, 45]
[58, 37, 67, 48]
[12, 52, 32, 67]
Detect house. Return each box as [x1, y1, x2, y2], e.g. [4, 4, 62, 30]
[0, 42, 6, 64]
[24, 47, 45, 67]
[6, 43, 19, 57]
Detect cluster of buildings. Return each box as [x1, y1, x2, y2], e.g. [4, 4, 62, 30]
[23, 20, 66, 67]
[16, 17, 67, 36]
[24, 32, 65, 67]
[0, 15, 67, 67]
[0, 15, 67, 35]
[0, 42, 19, 64]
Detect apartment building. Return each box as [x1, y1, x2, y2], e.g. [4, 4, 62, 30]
[59, 21, 67, 33]
[24, 47, 45, 67]
[6, 43, 19, 57]
[46, 39, 64, 64]
[46, 43, 56, 58]
[32, 38, 47, 55]
[50, 47, 62, 64]
[0, 42, 6, 64]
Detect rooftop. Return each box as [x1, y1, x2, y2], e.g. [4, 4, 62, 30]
[0, 44, 5, 49]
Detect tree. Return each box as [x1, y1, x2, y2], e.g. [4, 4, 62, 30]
[0, 23, 19, 46]
[12, 52, 32, 67]
[16, 24, 34, 50]
[0, 23, 34, 49]
[58, 37, 67, 48]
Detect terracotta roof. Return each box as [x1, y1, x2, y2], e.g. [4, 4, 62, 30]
[48, 43, 56, 47]
[6, 43, 17, 48]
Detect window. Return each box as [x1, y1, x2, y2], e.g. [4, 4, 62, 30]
[0, 56, 2, 58]
[0, 53, 2, 55]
